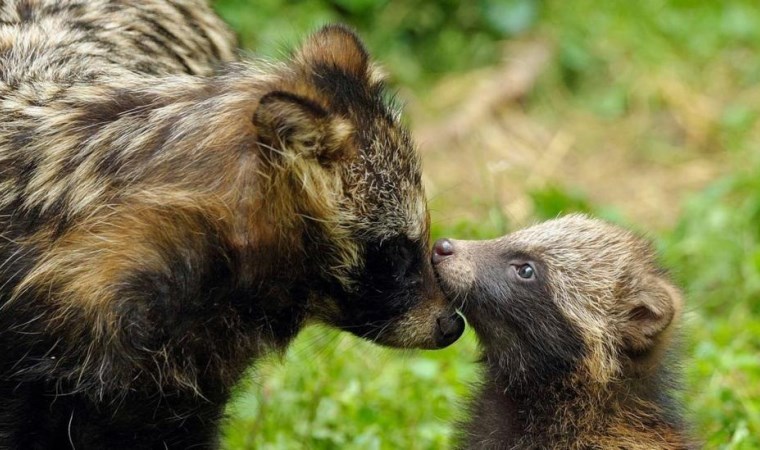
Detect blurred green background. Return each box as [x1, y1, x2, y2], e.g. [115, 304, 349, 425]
[214, 1, 760, 448]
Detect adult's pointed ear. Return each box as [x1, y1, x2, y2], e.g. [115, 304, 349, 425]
[253, 91, 354, 165]
[620, 275, 683, 356]
[295, 24, 370, 78]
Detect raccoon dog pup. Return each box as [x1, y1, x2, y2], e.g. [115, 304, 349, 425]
[433, 214, 693, 449]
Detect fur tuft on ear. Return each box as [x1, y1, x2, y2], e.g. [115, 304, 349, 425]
[621, 276, 682, 356]
[253, 91, 354, 165]
[295, 24, 369, 77]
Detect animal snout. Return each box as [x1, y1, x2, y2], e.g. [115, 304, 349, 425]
[433, 312, 465, 347]
[432, 238, 454, 265]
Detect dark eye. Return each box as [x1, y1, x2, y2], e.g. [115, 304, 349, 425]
[515, 263, 535, 280]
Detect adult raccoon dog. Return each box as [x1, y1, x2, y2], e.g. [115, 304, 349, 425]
[433, 215, 693, 449]
[0, 1, 464, 447]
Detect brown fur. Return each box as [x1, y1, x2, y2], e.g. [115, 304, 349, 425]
[0, 3, 463, 447]
[434, 214, 695, 449]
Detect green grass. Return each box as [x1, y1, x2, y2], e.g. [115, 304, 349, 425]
[662, 171, 760, 448]
[223, 328, 480, 449]
[213, 0, 533, 87]
[215, 0, 760, 448]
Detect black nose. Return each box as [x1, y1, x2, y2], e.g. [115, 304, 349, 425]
[433, 312, 465, 348]
[432, 238, 454, 265]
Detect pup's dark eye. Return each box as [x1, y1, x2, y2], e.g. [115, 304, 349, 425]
[515, 263, 535, 279]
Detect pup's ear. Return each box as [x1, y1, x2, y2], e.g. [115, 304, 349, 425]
[621, 275, 682, 355]
[296, 24, 369, 78]
[253, 91, 354, 165]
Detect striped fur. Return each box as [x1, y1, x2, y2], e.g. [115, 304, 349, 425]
[0, 2, 462, 447]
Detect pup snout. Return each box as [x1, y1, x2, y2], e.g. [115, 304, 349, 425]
[434, 312, 465, 347]
[432, 238, 454, 265]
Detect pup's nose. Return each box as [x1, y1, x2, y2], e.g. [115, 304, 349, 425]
[432, 238, 454, 265]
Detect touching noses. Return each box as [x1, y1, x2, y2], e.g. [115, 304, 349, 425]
[432, 238, 454, 265]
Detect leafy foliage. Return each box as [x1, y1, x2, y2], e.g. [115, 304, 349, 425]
[224, 327, 480, 449]
[662, 170, 760, 448]
[214, 0, 539, 87]
[529, 184, 593, 220]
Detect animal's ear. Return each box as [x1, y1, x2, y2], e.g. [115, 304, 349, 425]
[296, 24, 369, 78]
[253, 91, 354, 165]
[621, 275, 682, 355]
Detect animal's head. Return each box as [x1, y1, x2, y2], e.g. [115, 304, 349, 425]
[252, 25, 464, 349]
[432, 214, 682, 383]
